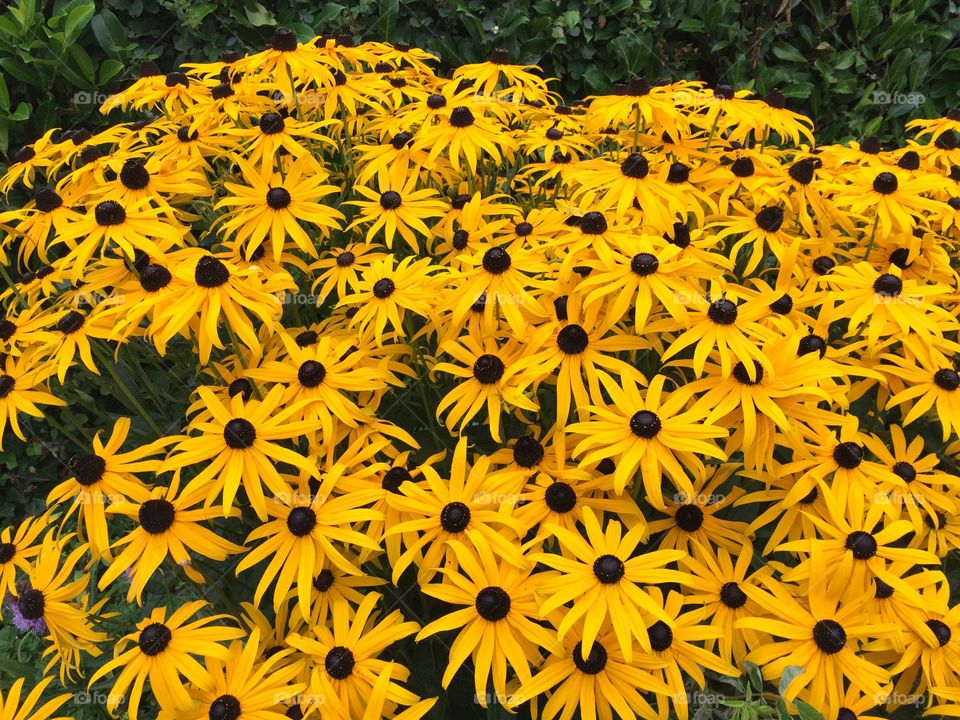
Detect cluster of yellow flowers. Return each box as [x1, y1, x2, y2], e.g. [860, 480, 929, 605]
[2, 29, 960, 720]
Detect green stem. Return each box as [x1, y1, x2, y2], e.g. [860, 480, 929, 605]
[43, 411, 92, 449]
[94, 341, 165, 437]
[705, 112, 721, 152]
[864, 213, 880, 261]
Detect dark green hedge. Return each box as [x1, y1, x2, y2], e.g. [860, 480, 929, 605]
[1, 0, 959, 156]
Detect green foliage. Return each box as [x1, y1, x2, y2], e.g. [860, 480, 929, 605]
[0, 0, 138, 155]
[1, 0, 959, 158]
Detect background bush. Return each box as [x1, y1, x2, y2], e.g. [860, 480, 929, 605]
[2, 0, 960, 159]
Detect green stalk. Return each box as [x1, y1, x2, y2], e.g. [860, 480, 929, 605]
[94, 341, 165, 437]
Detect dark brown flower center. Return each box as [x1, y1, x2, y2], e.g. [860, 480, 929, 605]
[138, 622, 172, 656]
[224, 418, 256, 449]
[286, 507, 318, 536]
[440, 501, 471, 533]
[324, 646, 355, 679]
[139, 499, 176, 534]
[812, 619, 846, 654]
[593, 554, 625, 584]
[630, 410, 661, 439]
[475, 586, 511, 621]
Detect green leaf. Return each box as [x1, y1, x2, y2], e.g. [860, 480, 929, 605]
[678, 18, 705, 32]
[97, 58, 124, 85]
[560, 9, 580, 28]
[0, 57, 35, 84]
[66, 43, 96, 85]
[316, 3, 346, 23]
[10, 0, 37, 30]
[744, 661, 764, 691]
[63, 1, 95, 45]
[794, 699, 825, 720]
[244, 2, 276, 26]
[772, 42, 805, 63]
[90, 9, 127, 54]
[833, 49, 856, 70]
[778, 665, 805, 696]
[850, 0, 883, 37]
[0, 74, 8, 112]
[6, 101, 29, 121]
[582, 66, 609, 92]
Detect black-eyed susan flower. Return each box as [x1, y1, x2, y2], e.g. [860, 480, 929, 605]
[533, 506, 689, 662]
[12, 533, 108, 679]
[638, 584, 738, 720]
[0, 352, 64, 449]
[99, 480, 245, 603]
[646, 463, 749, 554]
[433, 330, 538, 442]
[217, 155, 343, 262]
[47, 417, 167, 558]
[235, 473, 381, 616]
[89, 600, 244, 720]
[418, 540, 563, 707]
[508, 619, 670, 720]
[151, 248, 291, 363]
[568, 373, 726, 504]
[736, 578, 898, 718]
[161, 384, 322, 519]
[387, 437, 526, 584]
[680, 540, 772, 667]
[339, 255, 439, 346]
[348, 175, 448, 254]
[285, 592, 435, 720]
[158, 628, 305, 720]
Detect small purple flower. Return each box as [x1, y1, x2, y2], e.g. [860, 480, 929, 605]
[4, 590, 47, 635]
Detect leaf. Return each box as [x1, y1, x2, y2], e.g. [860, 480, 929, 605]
[678, 18, 705, 32]
[7, 101, 29, 121]
[0, 74, 8, 112]
[850, 0, 883, 37]
[63, 1, 95, 45]
[582, 66, 609, 92]
[90, 9, 127, 54]
[244, 2, 276, 26]
[772, 42, 805, 63]
[98, 59, 124, 85]
[794, 699, 825, 720]
[775, 700, 792, 720]
[744, 661, 764, 691]
[833, 49, 856, 70]
[66, 43, 96, 86]
[778, 665, 805, 696]
[316, 3, 346, 22]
